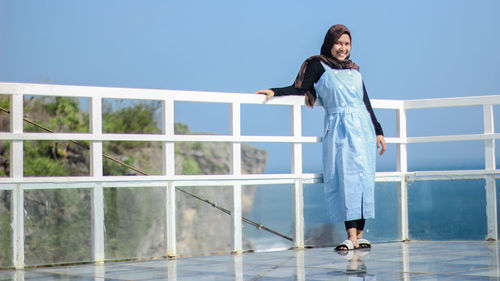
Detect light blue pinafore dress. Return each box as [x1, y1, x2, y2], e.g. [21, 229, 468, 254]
[315, 62, 377, 223]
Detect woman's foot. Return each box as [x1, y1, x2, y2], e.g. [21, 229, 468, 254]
[357, 238, 371, 248]
[335, 239, 356, 251]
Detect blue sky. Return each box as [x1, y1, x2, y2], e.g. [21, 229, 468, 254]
[1, 0, 500, 172]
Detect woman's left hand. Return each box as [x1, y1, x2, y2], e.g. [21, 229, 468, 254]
[377, 135, 386, 155]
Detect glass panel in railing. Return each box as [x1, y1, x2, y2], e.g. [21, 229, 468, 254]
[174, 101, 229, 135]
[303, 182, 399, 248]
[23, 96, 90, 133]
[104, 186, 164, 260]
[369, 182, 400, 242]
[0, 144, 8, 177]
[497, 179, 500, 230]
[103, 141, 162, 176]
[175, 186, 231, 257]
[408, 180, 486, 240]
[0, 190, 11, 268]
[0, 95, 9, 132]
[242, 142, 288, 175]
[24, 188, 92, 266]
[242, 184, 293, 252]
[0, 96, 8, 178]
[102, 98, 162, 134]
[23, 140, 90, 177]
[407, 106, 482, 137]
[241, 104, 290, 136]
[303, 183, 340, 247]
[407, 141, 484, 171]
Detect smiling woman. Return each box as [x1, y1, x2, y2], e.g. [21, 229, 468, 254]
[254, 24, 386, 252]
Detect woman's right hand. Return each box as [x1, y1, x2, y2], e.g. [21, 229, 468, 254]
[254, 89, 275, 101]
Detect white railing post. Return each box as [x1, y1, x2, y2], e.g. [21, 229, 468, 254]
[484, 104, 497, 240]
[90, 95, 105, 263]
[163, 98, 177, 257]
[291, 104, 304, 248]
[230, 102, 243, 253]
[10, 93, 24, 269]
[396, 105, 409, 241]
[165, 182, 176, 257]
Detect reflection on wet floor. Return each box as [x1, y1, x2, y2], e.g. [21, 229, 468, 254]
[1, 241, 499, 280]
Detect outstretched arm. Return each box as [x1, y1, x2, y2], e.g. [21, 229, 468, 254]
[254, 60, 324, 106]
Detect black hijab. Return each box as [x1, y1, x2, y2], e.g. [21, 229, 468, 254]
[294, 24, 360, 106]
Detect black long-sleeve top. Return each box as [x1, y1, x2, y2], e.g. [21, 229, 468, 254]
[271, 60, 384, 136]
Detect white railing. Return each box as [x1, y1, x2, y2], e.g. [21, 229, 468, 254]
[0, 82, 499, 269]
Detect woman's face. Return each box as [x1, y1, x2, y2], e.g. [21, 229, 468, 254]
[330, 33, 351, 61]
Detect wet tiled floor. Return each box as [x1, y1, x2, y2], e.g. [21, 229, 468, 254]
[1, 241, 499, 280]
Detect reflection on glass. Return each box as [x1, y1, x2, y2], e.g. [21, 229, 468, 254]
[168, 259, 177, 281]
[0, 190, 11, 268]
[233, 254, 243, 281]
[24, 189, 92, 266]
[104, 187, 164, 260]
[488, 241, 500, 278]
[400, 242, 410, 281]
[408, 180, 486, 240]
[329, 249, 377, 280]
[175, 186, 231, 257]
[243, 184, 293, 251]
[295, 249, 305, 281]
[345, 250, 375, 280]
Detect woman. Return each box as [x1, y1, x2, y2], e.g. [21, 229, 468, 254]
[255, 24, 386, 251]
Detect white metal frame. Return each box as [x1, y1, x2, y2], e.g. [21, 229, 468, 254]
[0, 82, 499, 269]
